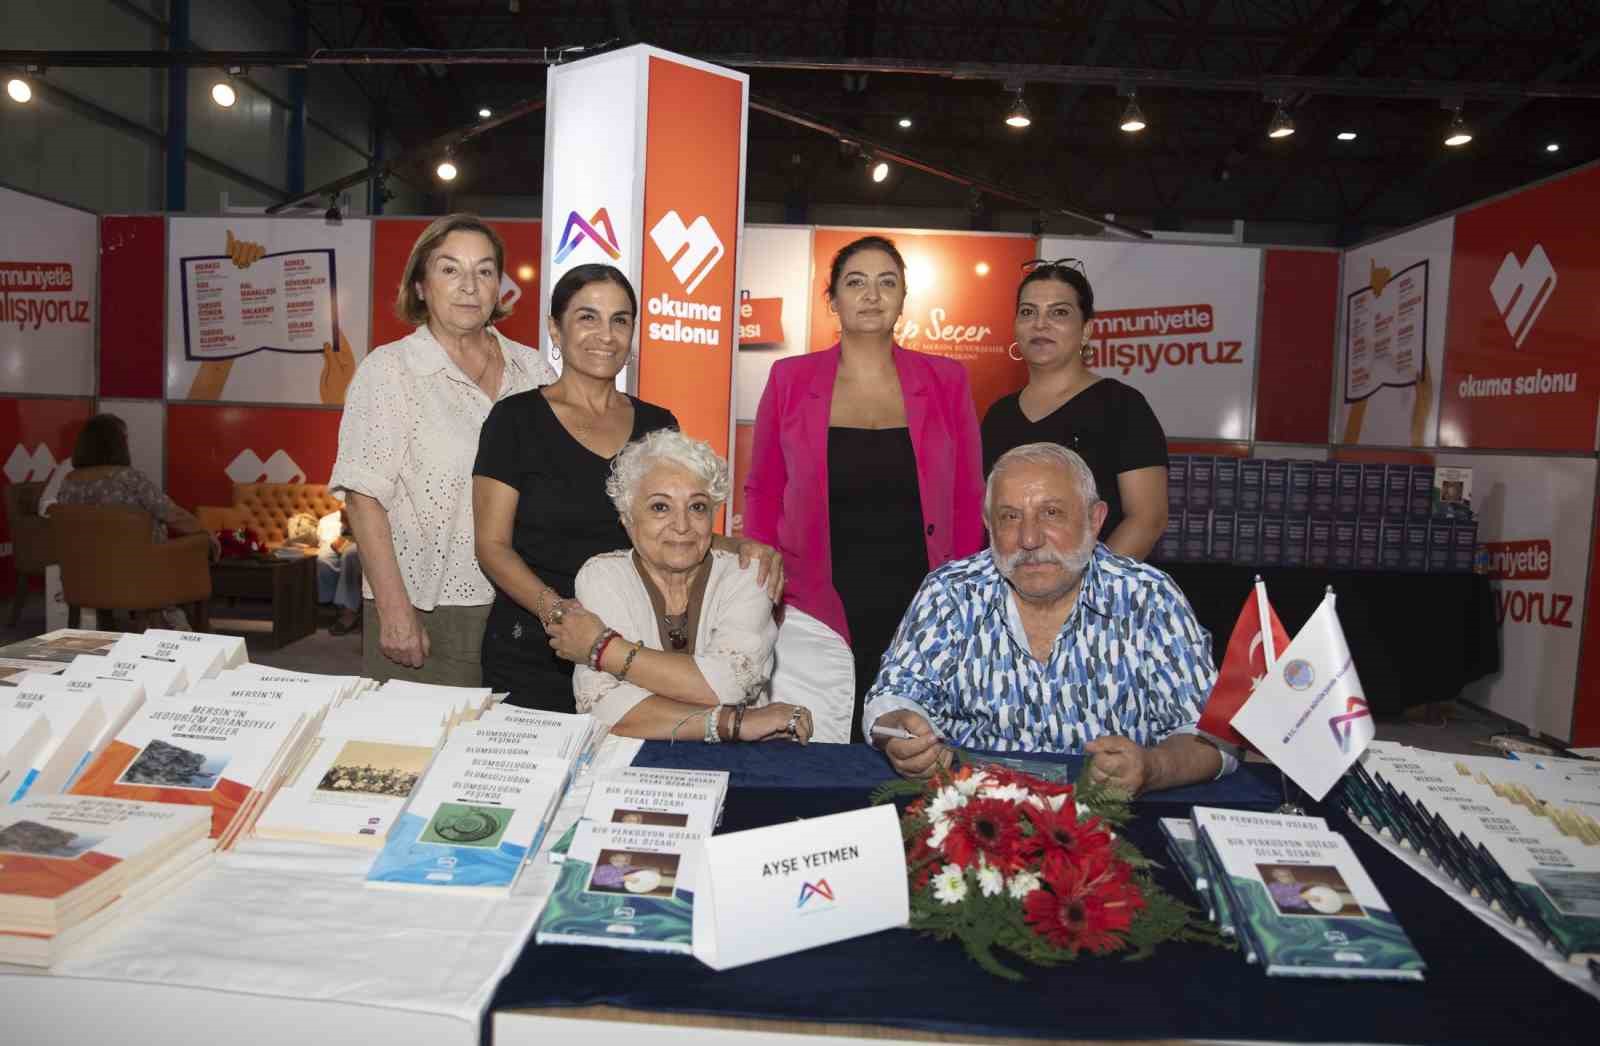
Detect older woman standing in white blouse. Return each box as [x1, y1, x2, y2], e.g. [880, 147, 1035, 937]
[330, 214, 556, 684]
[547, 430, 813, 742]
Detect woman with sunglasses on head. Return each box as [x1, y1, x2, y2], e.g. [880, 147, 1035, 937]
[981, 260, 1169, 560]
[745, 235, 985, 743]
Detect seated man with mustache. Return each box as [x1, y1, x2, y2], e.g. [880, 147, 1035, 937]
[865, 442, 1234, 795]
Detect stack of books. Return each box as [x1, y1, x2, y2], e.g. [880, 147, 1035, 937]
[364, 705, 597, 894]
[3, 673, 148, 801]
[1174, 806, 1425, 980]
[536, 766, 730, 955]
[67, 676, 334, 850]
[106, 629, 247, 685]
[254, 694, 451, 848]
[1335, 742, 1600, 963]
[60, 651, 189, 698]
[0, 794, 212, 965]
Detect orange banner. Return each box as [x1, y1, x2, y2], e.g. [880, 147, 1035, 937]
[808, 229, 1033, 417]
[738, 293, 784, 346]
[165, 404, 342, 512]
[369, 219, 542, 352]
[1439, 165, 1600, 451]
[0, 396, 92, 590]
[637, 57, 744, 459]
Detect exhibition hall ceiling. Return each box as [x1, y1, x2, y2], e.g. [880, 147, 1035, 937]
[177, 2, 1600, 233]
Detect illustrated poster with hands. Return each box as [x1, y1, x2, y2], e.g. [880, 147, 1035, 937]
[166, 218, 371, 406]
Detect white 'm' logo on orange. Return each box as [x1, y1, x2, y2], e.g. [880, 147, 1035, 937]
[649, 211, 724, 295]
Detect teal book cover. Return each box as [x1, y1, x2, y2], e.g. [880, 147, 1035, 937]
[535, 821, 697, 954]
[366, 806, 538, 891]
[1207, 827, 1426, 981]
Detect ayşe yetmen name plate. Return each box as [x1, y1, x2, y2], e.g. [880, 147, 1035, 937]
[690, 803, 907, 970]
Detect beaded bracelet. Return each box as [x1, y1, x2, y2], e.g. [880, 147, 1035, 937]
[617, 641, 642, 681]
[703, 706, 724, 744]
[730, 703, 747, 743]
[595, 633, 619, 672]
[587, 628, 618, 671]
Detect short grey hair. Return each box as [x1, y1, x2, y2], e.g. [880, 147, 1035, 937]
[983, 442, 1099, 521]
[605, 429, 731, 519]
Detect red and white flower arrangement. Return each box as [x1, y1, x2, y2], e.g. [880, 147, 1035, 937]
[215, 525, 265, 559]
[873, 762, 1223, 979]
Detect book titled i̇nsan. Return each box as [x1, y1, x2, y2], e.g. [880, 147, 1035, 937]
[364, 722, 573, 894]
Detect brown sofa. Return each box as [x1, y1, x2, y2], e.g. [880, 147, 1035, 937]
[195, 483, 343, 549]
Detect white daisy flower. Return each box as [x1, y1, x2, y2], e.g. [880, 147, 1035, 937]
[976, 858, 1005, 898]
[928, 817, 952, 850]
[1007, 870, 1042, 900]
[928, 786, 968, 822]
[1045, 793, 1071, 812]
[953, 773, 986, 798]
[978, 782, 1033, 805]
[932, 863, 969, 905]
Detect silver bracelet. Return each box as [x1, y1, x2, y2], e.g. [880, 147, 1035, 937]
[703, 706, 724, 744]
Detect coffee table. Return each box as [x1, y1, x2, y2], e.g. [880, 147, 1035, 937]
[208, 554, 316, 649]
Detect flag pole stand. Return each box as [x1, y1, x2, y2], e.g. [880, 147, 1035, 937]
[1275, 768, 1307, 816]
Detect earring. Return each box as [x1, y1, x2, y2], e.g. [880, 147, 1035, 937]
[1080, 343, 1093, 365]
[550, 343, 562, 360]
[1007, 342, 1023, 362]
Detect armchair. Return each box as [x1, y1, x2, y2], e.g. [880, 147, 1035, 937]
[3, 481, 57, 627]
[47, 504, 212, 632]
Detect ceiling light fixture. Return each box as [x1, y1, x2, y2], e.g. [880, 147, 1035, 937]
[1267, 101, 1295, 139]
[1443, 105, 1472, 147]
[870, 158, 890, 183]
[211, 65, 243, 109]
[5, 77, 31, 104]
[1546, 142, 1561, 153]
[436, 151, 459, 182]
[478, 107, 492, 119]
[1004, 86, 1031, 129]
[1118, 89, 1146, 133]
[897, 117, 913, 129]
[1337, 130, 1358, 141]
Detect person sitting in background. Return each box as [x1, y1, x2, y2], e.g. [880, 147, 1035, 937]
[317, 507, 362, 635]
[546, 430, 813, 744]
[865, 442, 1232, 794]
[52, 413, 220, 629]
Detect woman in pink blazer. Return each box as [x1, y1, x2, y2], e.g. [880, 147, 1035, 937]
[744, 236, 986, 743]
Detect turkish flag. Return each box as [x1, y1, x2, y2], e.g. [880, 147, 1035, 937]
[1198, 583, 1292, 750]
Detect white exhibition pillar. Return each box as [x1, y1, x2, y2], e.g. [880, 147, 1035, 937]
[540, 45, 749, 462]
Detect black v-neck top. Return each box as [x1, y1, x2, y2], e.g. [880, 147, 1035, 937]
[980, 378, 1167, 541]
[474, 389, 678, 599]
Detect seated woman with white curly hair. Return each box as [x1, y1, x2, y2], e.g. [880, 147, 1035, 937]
[545, 430, 815, 743]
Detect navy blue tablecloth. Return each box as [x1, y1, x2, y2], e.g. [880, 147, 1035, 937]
[492, 743, 1598, 1044]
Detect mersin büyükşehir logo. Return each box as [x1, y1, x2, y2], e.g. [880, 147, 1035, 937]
[1327, 697, 1372, 753]
[796, 879, 835, 908]
[554, 208, 621, 264]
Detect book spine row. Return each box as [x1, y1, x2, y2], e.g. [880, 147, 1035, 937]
[1155, 456, 1477, 573]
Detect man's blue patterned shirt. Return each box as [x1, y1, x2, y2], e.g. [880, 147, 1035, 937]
[862, 544, 1219, 754]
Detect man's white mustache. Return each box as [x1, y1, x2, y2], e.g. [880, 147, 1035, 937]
[996, 543, 1091, 576]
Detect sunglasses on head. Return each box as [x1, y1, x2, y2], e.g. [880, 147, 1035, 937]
[1021, 257, 1088, 277]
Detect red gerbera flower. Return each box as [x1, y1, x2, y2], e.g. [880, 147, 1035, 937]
[1018, 799, 1112, 861]
[908, 829, 939, 891]
[940, 797, 1025, 873]
[1024, 849, 1146, 954]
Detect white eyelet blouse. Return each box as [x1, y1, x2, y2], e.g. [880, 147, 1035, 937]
[329, 324, 557, 610]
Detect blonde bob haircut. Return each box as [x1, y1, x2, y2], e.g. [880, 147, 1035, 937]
[394, 213, 512, 327]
